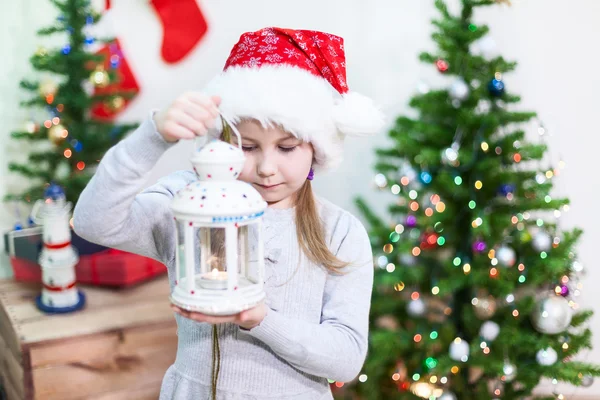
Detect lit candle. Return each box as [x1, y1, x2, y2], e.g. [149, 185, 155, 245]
[199, 268, 228, 290]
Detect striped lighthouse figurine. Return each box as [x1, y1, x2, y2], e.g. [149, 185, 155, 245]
[31, 183, 86, 313]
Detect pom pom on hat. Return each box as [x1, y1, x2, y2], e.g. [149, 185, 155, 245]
[203, 27, 385, 171]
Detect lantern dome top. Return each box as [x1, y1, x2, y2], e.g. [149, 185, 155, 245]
[171, 178, 267, 224]
[191, 139, 245, 182]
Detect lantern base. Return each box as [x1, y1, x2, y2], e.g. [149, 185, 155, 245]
[170, 278, 265, 316]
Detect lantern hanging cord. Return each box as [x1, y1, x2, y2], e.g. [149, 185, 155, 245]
[211, 324, 221, 400]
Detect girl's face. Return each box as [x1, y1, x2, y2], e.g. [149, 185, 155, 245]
[234, 120, 314, 209]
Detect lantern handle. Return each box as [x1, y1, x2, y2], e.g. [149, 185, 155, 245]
[219, 113, 243, 151]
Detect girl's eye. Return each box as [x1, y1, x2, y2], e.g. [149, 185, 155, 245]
[279, 146, 297, 153]
[242, 146, 256, 152]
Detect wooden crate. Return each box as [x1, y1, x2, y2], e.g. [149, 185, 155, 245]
[0, 275, 177, 400]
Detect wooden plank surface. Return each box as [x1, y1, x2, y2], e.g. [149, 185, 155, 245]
[32, 342, 175, 400]
[0, 276, 172, 345]
[29, 322, 176, 368]
[0, 333, 24, 399]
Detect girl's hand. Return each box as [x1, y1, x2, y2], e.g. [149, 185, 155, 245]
[171, 302, 267, 330]
[154, 93, 221, 143]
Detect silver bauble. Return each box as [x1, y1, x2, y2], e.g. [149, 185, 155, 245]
[532, 231, 552, 252]
[473, 295, 497, 320]
[449, 79, 470, 101]
[531, 294, 572, 334]
[581, 374, 594, 387]
[449, 338, 469, 362]
[480, 320, 500, 341]
[496, 245, 516, 267]
[407, 298, 426, 317]
[536, 347, 558, 366]
[502, 361, 517, 382]
[438, 392, 457, 400]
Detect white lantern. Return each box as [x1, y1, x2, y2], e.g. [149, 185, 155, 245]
[169, 119, 268, 315]
[31, 184, 85, 313]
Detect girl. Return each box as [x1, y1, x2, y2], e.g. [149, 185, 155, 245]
[74, 27, 385, 400]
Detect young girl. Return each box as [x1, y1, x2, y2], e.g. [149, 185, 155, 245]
[73, 27, 384, 400]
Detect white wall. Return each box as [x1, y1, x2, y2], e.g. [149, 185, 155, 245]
[1, 0, 599, 397]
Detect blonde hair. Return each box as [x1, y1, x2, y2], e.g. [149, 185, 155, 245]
[220, 118, 349, 273]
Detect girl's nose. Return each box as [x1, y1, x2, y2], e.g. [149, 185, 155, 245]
[257, 154, 277, 177]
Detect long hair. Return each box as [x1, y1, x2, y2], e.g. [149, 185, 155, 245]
[219, 119, 349, 273]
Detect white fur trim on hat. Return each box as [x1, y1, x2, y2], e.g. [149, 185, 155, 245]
[203, 64, 385, 171]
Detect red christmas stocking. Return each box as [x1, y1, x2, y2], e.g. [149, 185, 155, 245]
[90, 39, 141, 119]
[150, 0, 208, 64]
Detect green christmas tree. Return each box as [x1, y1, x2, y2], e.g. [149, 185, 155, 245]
[5, 0, 136, 207]
[343, 0, 600, 399]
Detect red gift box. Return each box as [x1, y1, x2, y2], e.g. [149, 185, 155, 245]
[10, 249, 166, 287]
[6, 227, 166, 287]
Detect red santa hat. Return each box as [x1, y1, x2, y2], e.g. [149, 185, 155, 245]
[203, 27, 385, 171]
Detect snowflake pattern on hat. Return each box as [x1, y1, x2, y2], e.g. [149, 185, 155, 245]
[224, 27, 348, 95]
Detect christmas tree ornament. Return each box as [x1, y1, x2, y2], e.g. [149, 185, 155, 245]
[438, 391, 457, 400]
[420, 231, 439, 250]
[497, 183, 515, 197]
[24, 120, 39, 134]
[35, 46, 48, 57]
[473, 293, 497, 319]
[502, 361, 517, 382]
[107, 95, 125, 112]
[480, 321, 500, 341]
[406, 215, 417, 228]
[90, 66, 110, 88]
[48, 124, 68, 145]
[441, 143, 460, 166]
[375, 315, 399, 330]
[472, 239, 487, 253]
[555, 284, 569, 297]
[472, 36, 497, 58]
[449, 79, 470, 101]
[436, 59, 449, 72]
[571, 260, 584, 273]
[374, 173, 388, 188]
[30, 184, 85, 313]
[496, 245, 516, 267]
[531, 294, 573, 334]
[38, 79, 58, 97]
[581, 374, 594, 387]
[170, 117, 268, 315]
[400, 253, 417, 266]
[536, 347, 558, 366]
[532, 230, 552, 252]
[407, 298, 426, 317]
[449, 337, 469, 362]
[488, 78, 505, 97]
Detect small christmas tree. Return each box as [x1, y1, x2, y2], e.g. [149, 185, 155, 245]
[344, 0, 600, 399]
[5, 0, 136, 207]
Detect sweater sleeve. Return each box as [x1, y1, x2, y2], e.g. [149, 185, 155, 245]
[72, 113, 191, 264]
[243, 213, 374, 382]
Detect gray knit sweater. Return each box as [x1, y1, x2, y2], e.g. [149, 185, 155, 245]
[72, 115, 374, 400]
